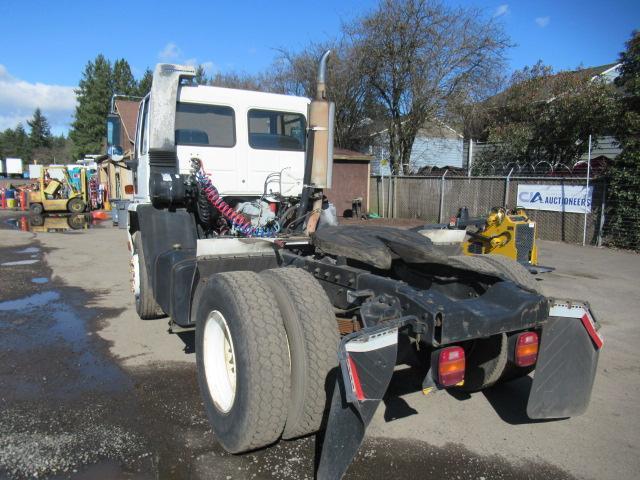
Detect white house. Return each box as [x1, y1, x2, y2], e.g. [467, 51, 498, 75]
[369, 119, 464, 175]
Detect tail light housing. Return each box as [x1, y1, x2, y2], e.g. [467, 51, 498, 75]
[437, 346, 465, 387]
[515, 331, 539, 367]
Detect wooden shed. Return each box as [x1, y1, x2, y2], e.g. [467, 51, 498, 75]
[325, 148, 373, 217]
[97, 158, 134, 202]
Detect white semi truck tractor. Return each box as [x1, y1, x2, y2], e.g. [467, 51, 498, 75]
[123, 54, 602, 479]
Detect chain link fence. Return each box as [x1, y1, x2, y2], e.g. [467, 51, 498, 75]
[601, 179, 640, 251]
[369, 174, 607, 246]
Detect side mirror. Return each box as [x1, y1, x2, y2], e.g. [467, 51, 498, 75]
[124, 185, 134, 195]
[107, 114, 121, 147]
[108, 145, 124, 162]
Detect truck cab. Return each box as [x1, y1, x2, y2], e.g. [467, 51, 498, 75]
[131, 65, 310, 203]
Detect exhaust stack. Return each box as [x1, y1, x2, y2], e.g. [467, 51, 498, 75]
[295, 50, 336, 231]
[308, 50, 335, 189]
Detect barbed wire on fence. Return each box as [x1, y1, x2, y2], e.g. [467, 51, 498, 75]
[368, 174, 615, 248]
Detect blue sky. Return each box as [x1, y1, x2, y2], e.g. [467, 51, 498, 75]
[0, 0, 638, 135]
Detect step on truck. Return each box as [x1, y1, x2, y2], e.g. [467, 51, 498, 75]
[121, 53, 603, 479]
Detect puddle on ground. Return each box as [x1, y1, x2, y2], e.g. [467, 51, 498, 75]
[1, 259, 40, 266]
[0, 290, 59, 311]
[16, 247, 40, 254]
[1, 213, 109, 233]
[0, 288, 129, 397]
[31, 277, 49, 284]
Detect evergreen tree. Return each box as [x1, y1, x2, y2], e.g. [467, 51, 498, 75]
[194, 65, 207, 85]
[70, 54, 113, 158]
[13, 123, 32, 160]
[136, 68, 153, 96]
[27, 108, 52, 149]
[0, 129, 10, 159]
[606, 31, 640, 249]
[113, 59, 136, 96]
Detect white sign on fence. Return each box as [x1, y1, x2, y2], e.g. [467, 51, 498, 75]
[517, 184, 593, 214]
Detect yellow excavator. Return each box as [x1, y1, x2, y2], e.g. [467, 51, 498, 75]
[459, 207, 539, 265]
[421, 206, 553, 273]
[29, 166, 89, 215]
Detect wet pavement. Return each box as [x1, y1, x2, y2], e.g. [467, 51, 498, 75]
[1, 212, 109, 233]
[0, 226, 582, 480]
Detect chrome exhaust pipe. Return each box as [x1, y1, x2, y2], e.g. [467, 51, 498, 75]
[316, 49, 331, 100]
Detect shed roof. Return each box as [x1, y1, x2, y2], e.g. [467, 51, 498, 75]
[333, 147, 373, 162]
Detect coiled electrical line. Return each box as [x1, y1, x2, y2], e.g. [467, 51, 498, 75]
[191, 158, 279, 238]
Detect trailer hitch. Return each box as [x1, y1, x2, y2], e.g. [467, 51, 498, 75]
[316, 316, 416, 480]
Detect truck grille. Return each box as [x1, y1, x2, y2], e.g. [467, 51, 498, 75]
[515, 223, 535, 264]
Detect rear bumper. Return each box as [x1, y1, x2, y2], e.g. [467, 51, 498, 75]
[357, 273, 550, 345]
[317, 300, 602, 479]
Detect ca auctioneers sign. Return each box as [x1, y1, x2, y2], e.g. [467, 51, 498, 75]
[517, 184, 593, 214]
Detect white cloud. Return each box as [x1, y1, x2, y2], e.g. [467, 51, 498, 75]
[494, 4, 509, 17]
[158, 42, 181, 61]
[535, 16, 550, 28]
[0, 65, 76, 135]
[158, 42, 216, 75]
[200, 61, 216, 74]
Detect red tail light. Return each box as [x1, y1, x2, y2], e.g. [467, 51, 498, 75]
[438, 346, 465, 386]
[268, 202, 278, 214]
[515, 332, 539, 367]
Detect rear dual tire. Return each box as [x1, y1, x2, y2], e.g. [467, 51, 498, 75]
[458, 333, 508, 392]
[260, 267, 339, 439]
[194, 268, 338, 454]
[195, 271, 291, 452]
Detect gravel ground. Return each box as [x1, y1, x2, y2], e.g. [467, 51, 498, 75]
[0, 209, 638, 479]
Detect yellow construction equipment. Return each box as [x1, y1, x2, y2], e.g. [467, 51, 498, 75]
[419, 206, 552, 273]
[28, 166, 89, 215]
[461, 207, 540, 266]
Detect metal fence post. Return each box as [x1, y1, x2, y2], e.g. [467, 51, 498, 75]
[439, 171, 448, 223]
[393, 175, 398, 219]
[504, 168, 514, 207]
[380, 172, 385, 218]
[387, 175, 392, 219]
[597, 180, 607, 247]
[467, 139, 473, 177]
[583, 135, 592, 246]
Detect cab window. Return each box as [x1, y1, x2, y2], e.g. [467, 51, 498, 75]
[175, 102, 236, 147]
[248, 109, 305, 151]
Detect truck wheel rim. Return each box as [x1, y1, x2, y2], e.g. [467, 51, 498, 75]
[203, 310, 237, 413]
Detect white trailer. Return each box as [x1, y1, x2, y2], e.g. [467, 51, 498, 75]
[29, 164, 43, 180]
[6, 158, 24, 178]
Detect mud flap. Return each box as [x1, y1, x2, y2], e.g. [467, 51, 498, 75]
[527, 301, 603, 419]
[316, 320, 411, 480]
